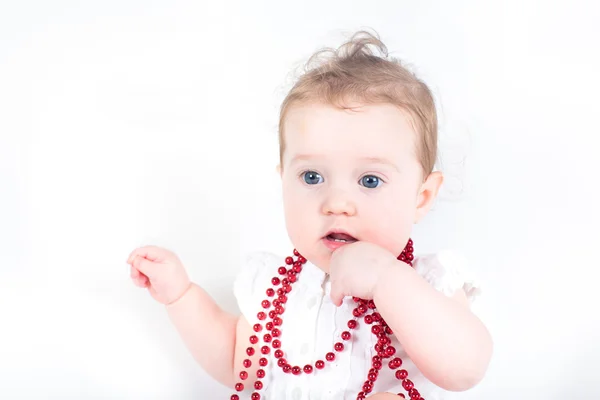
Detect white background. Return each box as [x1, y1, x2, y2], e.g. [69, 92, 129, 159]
[1, 0, 599, 399]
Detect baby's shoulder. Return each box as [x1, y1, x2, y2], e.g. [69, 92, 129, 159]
[413, 249, 481, 302]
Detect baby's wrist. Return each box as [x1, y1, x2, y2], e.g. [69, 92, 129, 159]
[166, 282, 193, 307]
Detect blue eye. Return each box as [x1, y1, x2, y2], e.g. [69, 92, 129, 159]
[360, 175, 382, 189]
[303, 171, 323, 185]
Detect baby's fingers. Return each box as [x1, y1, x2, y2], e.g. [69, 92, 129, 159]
[132, 255, 160, 280]
[127, 245, 168, 264]
[130, 265, 149, 288]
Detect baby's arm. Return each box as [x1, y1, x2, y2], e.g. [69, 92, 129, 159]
[373, 264, 493, 392]
[166, 283, 241, 387]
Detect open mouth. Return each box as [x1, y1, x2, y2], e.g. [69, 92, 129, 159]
[324, 231, 358, 243]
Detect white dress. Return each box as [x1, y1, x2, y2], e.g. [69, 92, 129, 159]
[233, 250, 481, 400]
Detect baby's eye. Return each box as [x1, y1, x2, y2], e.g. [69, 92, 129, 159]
[360, 175, 382, 189]
[303, 171, 324, 185]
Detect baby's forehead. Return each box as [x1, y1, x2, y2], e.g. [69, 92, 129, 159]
[284, 103, 419, 157]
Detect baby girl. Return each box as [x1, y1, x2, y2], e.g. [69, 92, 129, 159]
[126, 30, 493, 399]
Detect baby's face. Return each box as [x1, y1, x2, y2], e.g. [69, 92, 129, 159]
[279, 102, 429, 273]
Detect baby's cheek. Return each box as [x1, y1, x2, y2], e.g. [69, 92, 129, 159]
[362, 209, 411, 256]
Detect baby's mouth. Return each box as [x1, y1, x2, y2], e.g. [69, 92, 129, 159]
[325, 232, 358, 243]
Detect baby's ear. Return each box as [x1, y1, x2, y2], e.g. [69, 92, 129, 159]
[414, 171, 444, 223]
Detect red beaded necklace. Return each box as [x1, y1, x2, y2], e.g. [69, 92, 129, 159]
[230, 239, 424, 400]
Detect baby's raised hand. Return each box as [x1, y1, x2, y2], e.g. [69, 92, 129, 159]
[328, 242, 398, 306]
[126, 245, 191, 305]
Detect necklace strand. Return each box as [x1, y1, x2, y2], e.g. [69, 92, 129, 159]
[230, 239, 423, 400]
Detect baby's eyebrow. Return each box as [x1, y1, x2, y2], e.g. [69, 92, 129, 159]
[359, 156, 400, 171]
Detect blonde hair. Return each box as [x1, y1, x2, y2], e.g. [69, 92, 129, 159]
[278, 30, 438, 176]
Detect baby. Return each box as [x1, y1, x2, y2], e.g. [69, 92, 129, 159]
[126, 30, 493, 399]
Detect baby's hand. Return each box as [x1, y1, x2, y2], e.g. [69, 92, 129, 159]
[126, 245, 191, 305]
[329, 242, 398, 306]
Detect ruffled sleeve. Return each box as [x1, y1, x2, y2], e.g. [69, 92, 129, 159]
[413, 250, 481, 303]
[233, 251, 282, 323]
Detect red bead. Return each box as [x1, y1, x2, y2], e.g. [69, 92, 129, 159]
[292, 366, 301, 375]
[293, 249, 300, 256]
[397, 395, 405, 399]
[266, 288, 275, 297]
[261, 300, 270, 309]
[385, 326, 393, 335]
[293, 263, 302, 273]
[341, 331, 351, 340]
[285, 257, 293, 265]
[372, 312, 381, 321]
[268, 310, 277, 319]
[373, 360, 382, 370]
[271, 328, 281, 337]
[284, 285, 292, 293]
[282, 279, 289, 286]
[250, 335, 258, 344]
[239, 371, 248, 380]
[243, 359, 252, 368]
[251, 393, 260, 400]
[263, 334, 272, 343]
[272, 299, 281, 307]
[407, 253, 414, 261]
[371, 325, 381, 334]
[257, 369, 265, 378]
[278, 267, 287, 275]
[395, 369, 408, 380]
[235, 383, 244, 392]
[265, 322, 273, 330]
[385, 346, 396, 356]
[283, 364, 291, 373]
[259, 357, 268, 366]
[231, 395, 239, 400]
[278, 295, 288, 303]
[368, 372, 377, 381]
[364, 315, 373, 324]
[389, 358, 402, 369]
[362, 383, 373, 394]
[277, 358, 286, 367]
[402, 379, 414, 391]
[298, 256, 306, 263]
[277, 288, 284, 296]
[273, 317, 282, 326]
[257, 312, 266, 320]
[409, 388, 420, 399]
[254, 381, 263, 390]
[261, 346, 270, 355]
[352, 308, 361, 317]
[271, 277, 280, 285]
[326, 352, 335, 361]
[253, 324, 262, 332]
[348, 320, 357, 329]
[358, 305, 367, 314]
[288, 274, 297, 283]
[272, 339, 281, 348]
[303, 364, 313, 373]
[334, 342, 344, 352]
[315, 360, 325, 369]
[276, 306, 285, 315]
[274, 349, 283, 358]
[368, 300, 376, 309]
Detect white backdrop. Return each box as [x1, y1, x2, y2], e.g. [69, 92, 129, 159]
[1, 1, 599, 399]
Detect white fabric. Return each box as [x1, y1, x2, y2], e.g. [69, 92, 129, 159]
[233, 250, 480, 399]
